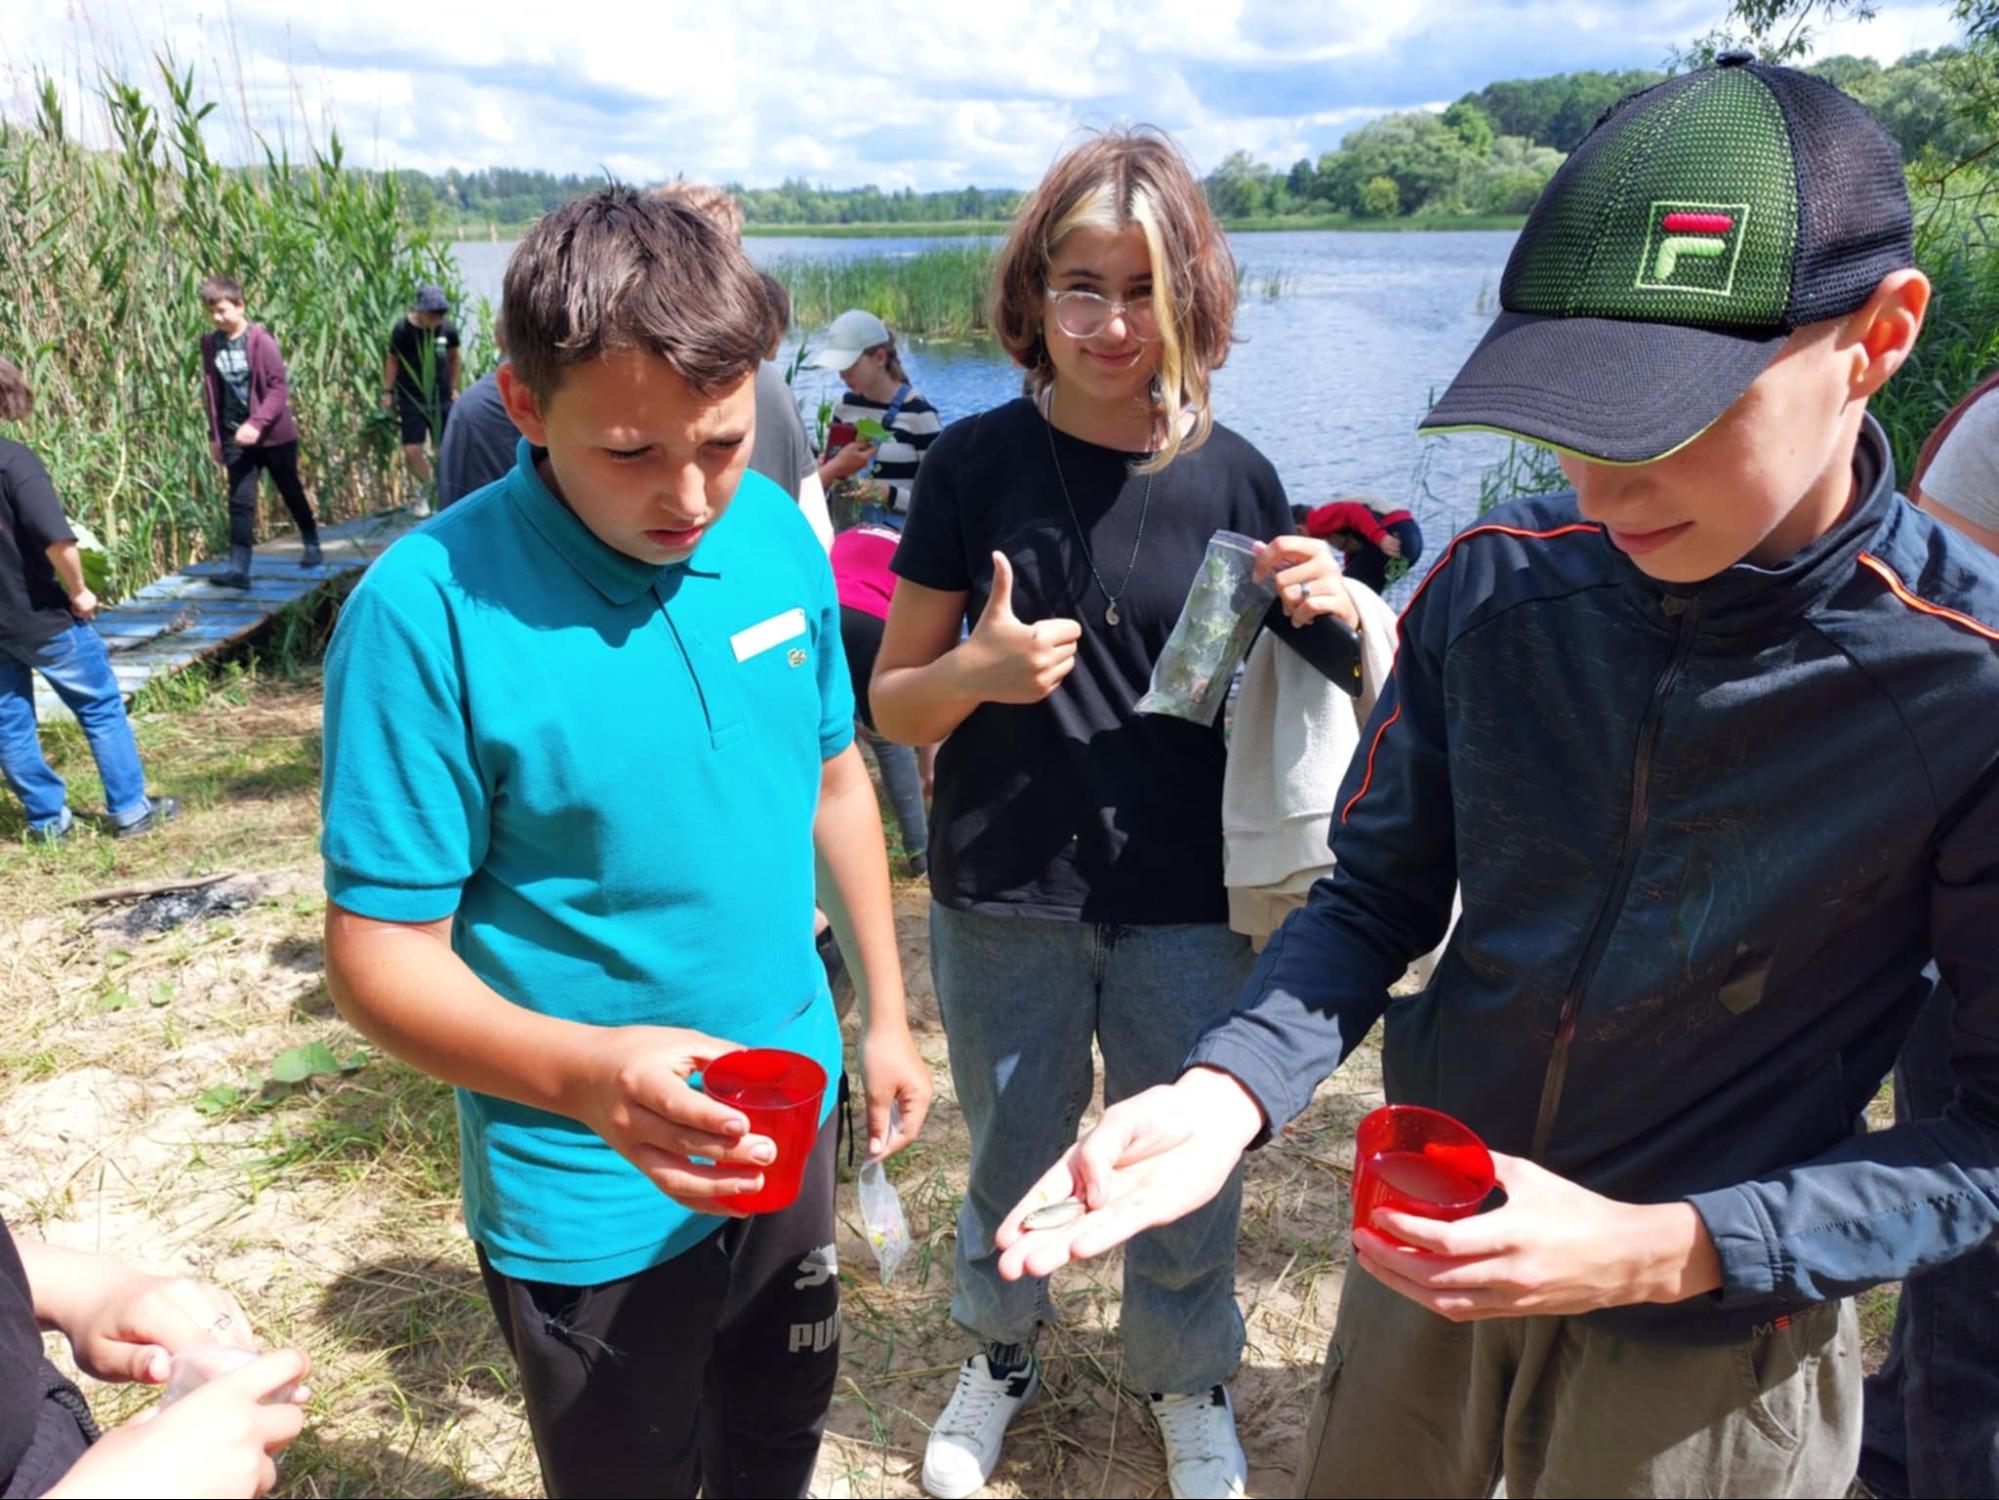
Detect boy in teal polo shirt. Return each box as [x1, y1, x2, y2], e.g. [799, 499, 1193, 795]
[321, 188, 932, 1500]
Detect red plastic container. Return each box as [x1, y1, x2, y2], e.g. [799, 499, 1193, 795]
[1350, 1104, 1496, 1245]
[702, 1049, 827, 1215]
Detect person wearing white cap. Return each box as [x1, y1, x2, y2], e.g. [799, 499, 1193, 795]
[809, 310, 940, 528]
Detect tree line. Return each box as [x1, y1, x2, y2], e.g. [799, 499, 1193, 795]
[1206, 46, 1995, 223]
[385, 46, 1994, 233]
[402, 168, 1023, 231]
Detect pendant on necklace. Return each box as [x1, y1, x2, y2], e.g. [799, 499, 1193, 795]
[1105, 602, 1121, 626]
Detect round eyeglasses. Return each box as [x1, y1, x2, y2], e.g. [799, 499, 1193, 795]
[1044, 286, 1160, 343]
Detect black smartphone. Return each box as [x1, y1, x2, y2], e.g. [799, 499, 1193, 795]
[1263, 600, 1364, 697]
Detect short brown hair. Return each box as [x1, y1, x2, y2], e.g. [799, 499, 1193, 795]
[758, 271, 791, 345]
[647, 178, 746, 241]
[497, 186, 770, 402]
[991, 128, 1237, 470]
[199, 273, 245, 306]
[0, 358, 31, 422]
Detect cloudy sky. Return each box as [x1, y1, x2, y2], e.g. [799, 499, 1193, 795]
[2, 0, 1964, 189]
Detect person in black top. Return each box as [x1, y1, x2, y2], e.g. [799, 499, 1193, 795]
[0, 360, 178, 842]
[870, 131, 1356, 1500]
[0, 1211, 308, 1497]
[379, 284, 461, 516]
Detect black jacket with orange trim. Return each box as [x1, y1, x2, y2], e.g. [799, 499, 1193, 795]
[1188, 415, 1999, 1344]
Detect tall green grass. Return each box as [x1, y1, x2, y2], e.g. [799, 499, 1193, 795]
[1876, 186, 1999, 480]
[771, 244, 999, 340]
[0, 57, 464, 597]
[771, 241, 1299, 340]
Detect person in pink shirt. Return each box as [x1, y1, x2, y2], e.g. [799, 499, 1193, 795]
[833, 523, 929, 873]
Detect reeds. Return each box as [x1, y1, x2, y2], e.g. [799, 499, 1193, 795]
[771, 244, 1000, 340]
[0, 57, 462, 597]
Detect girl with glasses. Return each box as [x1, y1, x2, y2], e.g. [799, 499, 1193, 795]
[870, 128, 1356, 1500]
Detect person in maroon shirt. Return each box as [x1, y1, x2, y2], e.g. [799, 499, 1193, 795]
[198, 275, 322, 588]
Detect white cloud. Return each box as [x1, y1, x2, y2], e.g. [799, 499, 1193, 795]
[0, 0, 1973, 189]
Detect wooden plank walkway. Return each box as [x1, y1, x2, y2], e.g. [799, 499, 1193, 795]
[34, 508, 419, 722]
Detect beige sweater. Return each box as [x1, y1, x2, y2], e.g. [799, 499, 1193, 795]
[1222, 580, 1400, 943]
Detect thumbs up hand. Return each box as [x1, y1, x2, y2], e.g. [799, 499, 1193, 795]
[962, 551, 1083, 704]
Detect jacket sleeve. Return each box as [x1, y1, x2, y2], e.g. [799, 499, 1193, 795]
[1688, 763, 1999, 1303]
[1184, 563, 1460, 1135]
[248, 328, 292, 433]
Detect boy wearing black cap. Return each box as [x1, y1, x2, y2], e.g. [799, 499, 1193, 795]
[992, 58, 1999, 1497]
[381, 284, 461, 515]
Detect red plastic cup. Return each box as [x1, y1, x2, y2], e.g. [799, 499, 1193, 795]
[702, 1048, 827, 1215]
[1350, 1104, 1496, 1246]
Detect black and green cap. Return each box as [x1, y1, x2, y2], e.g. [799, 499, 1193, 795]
[1420, 54, 1913, 464]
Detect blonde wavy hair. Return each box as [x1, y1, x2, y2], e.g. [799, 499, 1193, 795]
[990, 128, 1237, 472]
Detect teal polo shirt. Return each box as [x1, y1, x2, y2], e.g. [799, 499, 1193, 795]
[321, 441, 853, 1284]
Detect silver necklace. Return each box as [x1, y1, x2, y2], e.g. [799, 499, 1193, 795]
[1043, 413, 1152, 627]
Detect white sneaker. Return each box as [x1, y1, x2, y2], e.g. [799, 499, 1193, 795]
[1150, 1385, 1248, 1500]
[410, 494, 432, 518]
[922, 1351, 1039, 1498]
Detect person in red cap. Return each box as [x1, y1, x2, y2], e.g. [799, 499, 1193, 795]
[996, 57, 1999, 1498]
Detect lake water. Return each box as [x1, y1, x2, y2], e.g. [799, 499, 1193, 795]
[453, 230, 1527, 573]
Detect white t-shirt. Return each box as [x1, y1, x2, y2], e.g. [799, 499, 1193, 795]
[1921, 389, 1999, 531]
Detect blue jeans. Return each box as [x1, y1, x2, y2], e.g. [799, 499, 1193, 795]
[858, 724, 926, 864]
[930, 903, 1252, 1394]
[1860, 974, 1999, 1498]
[0, 624, 151, 833]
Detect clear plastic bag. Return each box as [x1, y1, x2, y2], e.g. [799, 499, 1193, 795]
[856, 1104, 912, 1285]
[1135, 530, 1275, 726]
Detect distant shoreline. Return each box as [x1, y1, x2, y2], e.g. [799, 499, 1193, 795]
[445, 213, 1528, 243]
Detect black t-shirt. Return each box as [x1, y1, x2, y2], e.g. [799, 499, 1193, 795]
[214, 332, 252, 433]
[0, 440, 78, 646]
[893, 398, 1291, 923]
[389, 317, 460, 404]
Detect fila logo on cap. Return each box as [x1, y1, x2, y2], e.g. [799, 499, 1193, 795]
[1637, 201, 1752, 297]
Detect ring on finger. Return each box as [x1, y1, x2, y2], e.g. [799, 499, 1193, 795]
[1296, 579, 1314, 600]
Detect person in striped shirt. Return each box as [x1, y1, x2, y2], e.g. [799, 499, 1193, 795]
[809, 310, 940, 527]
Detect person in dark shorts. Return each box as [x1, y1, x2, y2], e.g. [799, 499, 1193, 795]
[321, 188, 932, 1499]
[831, 521, 927, 873]
[381, 284, 461, 516]
[199, 274, 322, 587]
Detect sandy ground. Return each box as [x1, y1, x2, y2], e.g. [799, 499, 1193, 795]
[0, 667, 1894, 1498]
[0, 670, 1391, 1498]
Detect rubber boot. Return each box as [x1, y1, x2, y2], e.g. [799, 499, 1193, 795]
[214, 544, 253, 590]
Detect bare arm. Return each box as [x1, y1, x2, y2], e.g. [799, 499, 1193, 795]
[44, 540, 94, 619]
[870, 579, 984, 743]
[381, 354, 399, 406]
[870, 553, 1080, 745]
[1914, 485, 1999, 556]
[814, 744, 931, 1155]
[323, 904, 772, 1206]
[448, 346, 462, 394]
